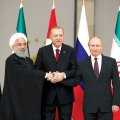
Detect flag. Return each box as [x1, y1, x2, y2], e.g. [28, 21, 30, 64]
[16, 3, 27, 36]
[16, 2, 30, 57]
[72, 3, 90, 120]
[45, 0, 58, 119]
[110, 6, 120, 120]
[46, 0, 57, 45]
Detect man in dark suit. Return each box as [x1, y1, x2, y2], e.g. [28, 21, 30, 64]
[0, 85, 1, 102]
[62, 37, 120, 120]
[35, 26, 77, 120]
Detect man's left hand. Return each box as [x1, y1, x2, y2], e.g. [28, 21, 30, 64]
[112, 105, 119, 112]
[51, 72, 64, 83]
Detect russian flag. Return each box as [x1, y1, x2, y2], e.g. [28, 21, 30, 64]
[72, 3, 90, 120]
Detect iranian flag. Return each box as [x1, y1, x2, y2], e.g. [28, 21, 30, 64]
[16, 3, 27, 36]
[16, 2, 30, 57]
[110, 6, 120, 120]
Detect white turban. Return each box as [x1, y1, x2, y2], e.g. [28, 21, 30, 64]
[9, 33, 27, 49]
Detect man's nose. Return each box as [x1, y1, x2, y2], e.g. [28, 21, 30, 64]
[21, 44, 26, 48]
[94, 46, 97, 49]
[57, 35, 61, 40]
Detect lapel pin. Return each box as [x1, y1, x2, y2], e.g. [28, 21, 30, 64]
[63, 51, 66, 54]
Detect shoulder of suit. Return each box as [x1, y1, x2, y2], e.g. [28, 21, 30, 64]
[102, 55, 115, 61]
[38, 44, 51, 51]
[62, 43, 74, 50]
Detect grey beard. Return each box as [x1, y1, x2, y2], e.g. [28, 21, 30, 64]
[14, 49, 27, 58]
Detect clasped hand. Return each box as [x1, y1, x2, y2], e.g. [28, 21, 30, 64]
[46, 71, 64, 83]
[112, 105, 119, 112]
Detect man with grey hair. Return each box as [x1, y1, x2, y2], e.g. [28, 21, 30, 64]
[0, 33, 44, 120]
[9, 32, 28, 57]
[35, 26, 77, 120]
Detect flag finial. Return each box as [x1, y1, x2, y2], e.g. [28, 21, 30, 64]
[20, 0, 23, 5]
[53, 0, 55, 8]
[83, 0, 85, 5]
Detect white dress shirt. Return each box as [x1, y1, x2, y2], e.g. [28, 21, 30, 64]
[91, 54, 102, 73]
[52, 44, 62, 57]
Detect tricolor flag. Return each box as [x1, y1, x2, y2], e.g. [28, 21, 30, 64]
[46, 0, 57, 45]
[110, 6, 120, 120]
[16, 2, 30, 57]
[72, 2, 90, 120]
[46, 1, 58, 119]
[16, 3, 27, 36]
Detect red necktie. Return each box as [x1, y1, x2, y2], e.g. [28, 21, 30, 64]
[56, 49, 59, 62]
[94, 58, 99, 78]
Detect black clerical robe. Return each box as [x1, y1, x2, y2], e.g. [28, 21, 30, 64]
[0, 54, 44, 120]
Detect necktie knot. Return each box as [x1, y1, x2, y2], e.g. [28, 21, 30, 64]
[94, 58, 97, 61]
[56, 49, 59, 62]
[56, 49, 59, 53]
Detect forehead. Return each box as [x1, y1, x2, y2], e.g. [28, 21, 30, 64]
[51, 28, 63, 34]
[14, 38, 26, 44]
[89, 37, 102, 45]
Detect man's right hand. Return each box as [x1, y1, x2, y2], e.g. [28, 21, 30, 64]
[46, 72, 54, 81]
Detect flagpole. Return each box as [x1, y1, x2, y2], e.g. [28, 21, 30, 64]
[20, 0, 23, 4]
[83, 0, 85, 5]
[53, 0, 55, 7]
[19, 0, 30, 57]
[27, 40, 30, 58]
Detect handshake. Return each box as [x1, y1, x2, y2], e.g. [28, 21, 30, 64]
[45, 71, 66, 83]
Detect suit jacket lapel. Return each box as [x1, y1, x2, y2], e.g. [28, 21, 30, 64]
[88, 56, 93, 70]
[48, 44, 67, 68]
[88, 55, 106, 80]
[88, 56, 97, 77]
[98, 55, 106, 79]
[57, 44, 67, 67]
[88, 56, 100, 79]
[48, 44, 58, 66]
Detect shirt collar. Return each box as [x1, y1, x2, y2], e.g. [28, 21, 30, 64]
[91, 54, 102, 61]
[52, 44, 62, 51]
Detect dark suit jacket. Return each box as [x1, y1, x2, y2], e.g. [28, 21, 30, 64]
[62, 55, 120, 113]
[0, 85, 1, 101]
[35, 43, 77, 104]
